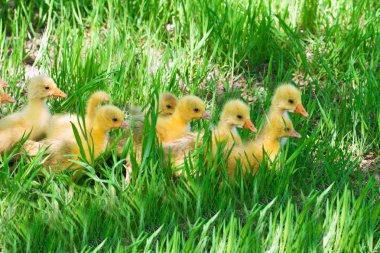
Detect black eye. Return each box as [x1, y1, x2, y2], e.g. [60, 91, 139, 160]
[285, 127, 290, 132]
[45, 86, 50, 90]
[237, 115, 242, 119]
[194, 108, 199, 112]
[166, 105, 172, 109]
[288, 99, 294, 104]
[112, 118, 118, 122]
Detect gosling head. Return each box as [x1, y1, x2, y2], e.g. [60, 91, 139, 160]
[220, 99, 256, 132]
[176, 95, 211, 121]
[95, 105, 128, 131]
[159, 92, 178, 116]
[266, 114, 302, 139]
[89, 91, 110, 104]
[28, 75, 67, 100]
[271, 84, 308, 117]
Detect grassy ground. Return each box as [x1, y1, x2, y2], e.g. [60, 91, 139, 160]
[0, 0, 379, 252]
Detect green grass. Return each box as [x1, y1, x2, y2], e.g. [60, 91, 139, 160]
[0, 0, 380, 252]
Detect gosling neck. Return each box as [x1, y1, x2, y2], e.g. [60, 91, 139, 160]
[87, 124, 108, 148]
[91, 123, 109, 136]
[269, 105, 294, 121]
[257, 124, 281, 142]
[25, 97, 48, 113]
[217, 119, 236, 132]
[28, 96, 47, 105]
[171, 109, 189, 126]
[269, 104, 286, 116]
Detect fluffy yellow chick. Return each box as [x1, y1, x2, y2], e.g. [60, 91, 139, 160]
[269, 83, 307, 147]
[46, 91, 110, 140]
[156, 95, 211, 143]
[44, 105, 127, 172]
[270, 84, 309, 118]
[159, 92, 178, 117]
[0, 75, 66, 153]
[227, 114, 301, 181]
[116, 91, 178, 150]
[248, 114, 301, 161]
[131, 91, 178, 127]
[0, 80, 14, 104]
[213, 100, 256, 151]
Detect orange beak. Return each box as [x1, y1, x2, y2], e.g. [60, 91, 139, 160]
[120, 121, 129, 129]
[295, 104, 309, 117]
[289, 130, 302, 138]
[0, 80, 8, 88]
[201, 111, 211, 120]
[51, 88, 67, 98]
[1, 93, 15, 103]
[243, 119, 257, 132]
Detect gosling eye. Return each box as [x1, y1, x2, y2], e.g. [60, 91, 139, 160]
[285, 127, 290, 132]
[112, 118, 118, 122]
[194, 108, 199, 112]
[166, 105, 172, 109]
[288, 99, 294, 104]
[45, 86, 50, 90]
[237, 115, 243, 119]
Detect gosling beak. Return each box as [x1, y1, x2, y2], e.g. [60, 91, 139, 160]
[201, 111, 212, 120]
[0, 80, 9, 88]
[295, 104, 309, 117]
[243, 119, 257, 132]
[120, 121, 129, 129]
[289, 130, 302, 138]
[51, 88, 67, 98]
[1, 93, 15, 103]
